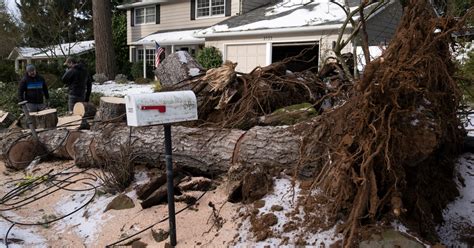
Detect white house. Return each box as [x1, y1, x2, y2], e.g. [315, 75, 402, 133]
[118, 0, 403, 73]
[8, 40, 95, 72]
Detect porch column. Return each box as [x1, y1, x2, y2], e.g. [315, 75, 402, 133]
[171, 45, 175, 54]
[15, 59, 19, 72]
[143, 45, 147, 78]
[265, 42, 272, 66]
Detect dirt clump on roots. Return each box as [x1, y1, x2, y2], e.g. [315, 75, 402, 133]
[300, 0, 467, 246]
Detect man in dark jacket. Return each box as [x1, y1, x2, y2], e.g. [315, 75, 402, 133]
[62, 57, 92, 112]
[18, 64, 49, 112]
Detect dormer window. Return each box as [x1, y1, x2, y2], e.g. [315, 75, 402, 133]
[196, 0, 225, 18]
[135, 6, 156, 25]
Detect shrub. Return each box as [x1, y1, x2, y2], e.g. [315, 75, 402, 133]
[134, 77, 151, 84]
[93, 73, 108, 84]
[0, 81, 20, 116]
[196, 46, 223, 69]
[42, 73, 62, 89]
[131, 62, 154, 79]
[89, 92, 104, 107]
[115, 74, 129, 84]
[0, 60, 18, 82]
[48, 88, 68, 115]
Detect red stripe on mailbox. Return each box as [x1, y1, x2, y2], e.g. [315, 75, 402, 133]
[141, 105, 166, 112]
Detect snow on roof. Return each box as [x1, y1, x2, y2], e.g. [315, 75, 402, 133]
[195, 0, 369, 36]
[12, 40, 95, 59]
[132, 29, 205, 46]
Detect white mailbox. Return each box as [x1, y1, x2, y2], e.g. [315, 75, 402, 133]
[125, 91, 198, 126]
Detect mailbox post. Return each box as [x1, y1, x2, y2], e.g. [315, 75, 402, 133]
[125, 91, 198, 246]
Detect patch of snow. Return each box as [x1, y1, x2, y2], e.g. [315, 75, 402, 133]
[455, 41, 474, 64]
[55, 192, 113, 245]
[92, 81, 154, 97]
[189, 68, 201, 77]
[133, 29, 204, 45]
[410, 119, 419, 126]
[437, 153, 474, 247]
[177, 51, 188, 64]
[434, 28, 442, 33]
[0, 214, 46, 248]
[464, 114, 474, 136]
[234, 177, 341, 246]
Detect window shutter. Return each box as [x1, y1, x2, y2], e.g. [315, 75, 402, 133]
[131, 8, 135, 26]
[156, 5, 160, 24]
[225, 0, 231, 16]
[190, 0, 196, 20]
[131, 48, 137, 62]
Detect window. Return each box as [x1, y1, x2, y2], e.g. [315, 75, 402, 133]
[137, 48, 156, 65]
[196, 0, 225, 18]
[135, 6, 155, 25]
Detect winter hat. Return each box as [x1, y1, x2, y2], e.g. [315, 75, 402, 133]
[26, 64, 35, 72]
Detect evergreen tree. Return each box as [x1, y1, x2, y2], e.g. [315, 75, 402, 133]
[16, 0, 93, 56]
[0, 0, 21, 59]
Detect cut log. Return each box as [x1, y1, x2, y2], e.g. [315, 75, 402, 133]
[0, 111, 15, 129]
[20, 109, 58, 129]
[73, 102, 97, 118]
[1, 116, 323, 175]
[94, 97, 126, 123]
[6, 139, 47, 170]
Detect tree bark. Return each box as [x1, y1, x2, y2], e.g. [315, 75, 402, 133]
[92, 0, 116, 79]
[94, 97, 126, 124]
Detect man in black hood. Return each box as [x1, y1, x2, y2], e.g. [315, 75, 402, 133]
[18, 64, 49, 112]
[62, 56, 92, 112]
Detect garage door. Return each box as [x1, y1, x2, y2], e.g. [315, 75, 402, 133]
[226, 44, 267, 73]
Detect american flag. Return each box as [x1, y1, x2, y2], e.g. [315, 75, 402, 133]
[155, 42, 164, 68]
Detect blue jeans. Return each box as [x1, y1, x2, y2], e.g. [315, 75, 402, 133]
[68, 95, 85, 112]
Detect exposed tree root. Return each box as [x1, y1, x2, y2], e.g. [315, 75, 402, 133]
[301, 1, 467, 246]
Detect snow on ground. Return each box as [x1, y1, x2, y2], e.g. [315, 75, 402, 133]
[235, 176, 342, 247]
[92, 81, 154, 97]
[0, 212, 46, 248]
[437, 153, 474, 247]
[54, 186, 113, 245]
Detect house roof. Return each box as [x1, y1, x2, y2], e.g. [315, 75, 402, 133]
[117, 0, 172, 9]
[8, 40, 95, 60]
[195, 0, 392, 38]
[132, 28, 205, 46]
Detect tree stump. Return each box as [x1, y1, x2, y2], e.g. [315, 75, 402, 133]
[94, 97, 126, 123]
[20, 109, 58, 129]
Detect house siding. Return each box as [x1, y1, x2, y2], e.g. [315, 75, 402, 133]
[127, 0, 240, 44]
[241, 0, 272, 14]
[205, 30, 353, 72]
[365, 1, 403, 46]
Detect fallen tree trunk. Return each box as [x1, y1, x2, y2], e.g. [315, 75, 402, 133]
[94, 97, 126, 123]
[0, 116, 321, 174]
